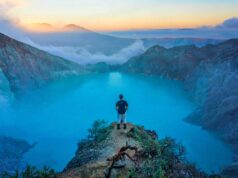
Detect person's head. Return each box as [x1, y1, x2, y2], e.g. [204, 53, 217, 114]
[119, 94, 124, 100]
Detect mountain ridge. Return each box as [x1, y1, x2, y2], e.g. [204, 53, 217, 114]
[0, 33, 86, 95]
[121, 39, 238, 177]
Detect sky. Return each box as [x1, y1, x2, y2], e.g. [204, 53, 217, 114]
[1, 0, 238, 31]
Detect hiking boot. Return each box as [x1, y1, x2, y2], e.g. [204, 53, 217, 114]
[123, 124, 127, 129]
[117, 124, 120, 130]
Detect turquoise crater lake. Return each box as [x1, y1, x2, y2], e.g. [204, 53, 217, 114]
[0, 72, 233, 173]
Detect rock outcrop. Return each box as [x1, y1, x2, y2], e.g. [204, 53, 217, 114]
[0, 136, 33, 175]
[59, 121, 221, 178]
[0, 68, 13, 105]
[0, 33, 86, 96]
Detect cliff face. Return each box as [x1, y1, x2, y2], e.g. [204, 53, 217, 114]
[121, 39, 238, 166]
[0, 136, 33, 175]
[59, 121, 221, 178]
[122, 40, 238, 81]
[0, 33, 86, 95]
[0, 68, 13, 105]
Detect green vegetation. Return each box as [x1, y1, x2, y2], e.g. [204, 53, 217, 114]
[127, 126, 160, 155]
[87, 119, 113, 142]
[127, 126, 224, 178]
[1, 165, 57, 178]
[66, 120, 114, 169]
[78, 119, 113, 151]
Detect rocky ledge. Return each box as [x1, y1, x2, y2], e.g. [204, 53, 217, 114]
[58, 120, 222, 178]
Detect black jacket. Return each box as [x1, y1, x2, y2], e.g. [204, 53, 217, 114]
[116, 100, 128, 114]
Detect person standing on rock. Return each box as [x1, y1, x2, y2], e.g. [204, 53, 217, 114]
[116, 94, 128, 129]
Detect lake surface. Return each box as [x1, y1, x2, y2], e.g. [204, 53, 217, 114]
[0, 72, 233, 173]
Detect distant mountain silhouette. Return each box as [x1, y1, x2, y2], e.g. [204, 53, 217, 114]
[26, 23, 58, 32]
[27, 23, 91, 32]
[62, 24, 90, 32]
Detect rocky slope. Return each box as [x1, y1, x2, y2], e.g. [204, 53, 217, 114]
[121, 39, 238, 176]
[0, 68, 13, 105]
[58, 121, 221, 178]
[0, 33, 86, 95]
[0, 136, 33, 175]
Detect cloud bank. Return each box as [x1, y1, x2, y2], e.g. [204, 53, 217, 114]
[27, 40, 146, 65]
[216, 17, 238, 29]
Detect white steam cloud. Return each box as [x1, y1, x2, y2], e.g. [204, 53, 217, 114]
[216, 17, 238, 29]
[0, 1, 31, 43]
[27, 40, 146, 65]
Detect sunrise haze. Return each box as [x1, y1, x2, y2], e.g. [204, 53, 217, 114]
[1, 0, 238, 31]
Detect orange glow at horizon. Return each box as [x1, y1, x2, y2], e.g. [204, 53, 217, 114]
[23, 17, 222, 32]
[3, 0, 238, 32]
